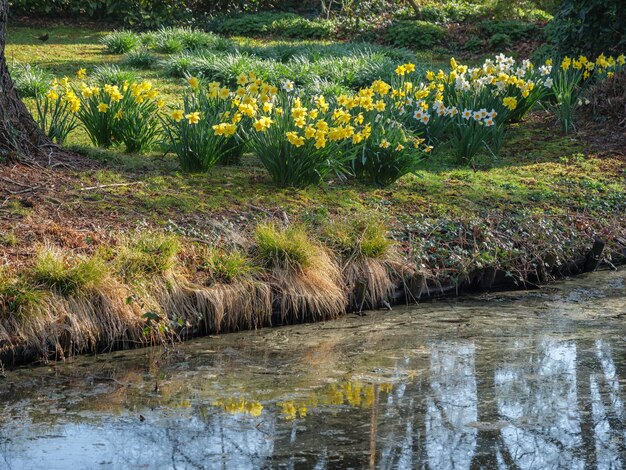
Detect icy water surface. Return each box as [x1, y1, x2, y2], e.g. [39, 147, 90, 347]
[1, 270, 625, 469]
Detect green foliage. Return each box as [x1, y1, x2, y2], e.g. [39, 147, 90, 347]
[102, 30, 139, 54]
[463, 37, 483, 53]
[546, 0, 626, 55]
[255, 223, 317, 270]
[420, 2, 483, 24]
[123, 49, 157, 69]
[116, 232, 180, 280]
[30, 247, 107, 296]
[479, 20, 538, 42]
[490, 33, 512, 50]
[244, 92, 354, 187]
[9, 62, 52, 98]
[210, 12, 336, 40]
[384, 21, 446, 50]
[91, 64, 138, 86]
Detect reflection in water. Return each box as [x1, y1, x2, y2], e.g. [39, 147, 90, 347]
[496, 339, 584, 469]
[426, 342, 477, 470]
[0, 270, 625, 469]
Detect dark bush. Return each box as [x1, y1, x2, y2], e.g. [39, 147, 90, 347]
[208, 12, 335, 39]
[479, 19, 538, 41]
[420, 2, 483, 24]
[9, 0, 279, 27]
[490, 33, 512, 49]
[384, 20, 446, 50]
[546, 0, 626, 55]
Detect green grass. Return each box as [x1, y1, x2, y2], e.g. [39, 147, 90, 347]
[202, 249, 259, 284]
[255, 224, 319, 270]
[30, 246, 107, 296]
[4, 23, 625, 244]
[115, 232, 180, 281]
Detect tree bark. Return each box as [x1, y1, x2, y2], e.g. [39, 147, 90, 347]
[0, 0, 52, 163]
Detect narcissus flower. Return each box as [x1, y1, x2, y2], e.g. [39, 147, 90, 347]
[185, 111, 200, 124]
[502, 96, 518, 111]
[97, 103, 109, 113]
[171, 109, 184, 121]
[187, 76, 200, 89]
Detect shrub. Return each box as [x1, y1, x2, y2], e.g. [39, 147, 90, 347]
[30, 246, 107, 296]
[420, 2, 484, 24]
[490, 33, 513, 50]
[546, 0, 626, 56]
[9, 62, 52, 98]
[479, 20, 538, 41]
[209, 12, 335, 40]
[123, 49, 157, 69]
[384, 20, 446, 50]
[463, 37, 483, 53]
[101, 30, 140, 54]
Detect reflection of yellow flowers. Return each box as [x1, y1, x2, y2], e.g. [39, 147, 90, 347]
[213, 398, 263, 417]
[97, 103, 109, 113]
[280, 401, 297, 420]
[185, 111, 200, 124]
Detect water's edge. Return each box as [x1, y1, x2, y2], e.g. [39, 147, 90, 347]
[1, 240, 624, 368]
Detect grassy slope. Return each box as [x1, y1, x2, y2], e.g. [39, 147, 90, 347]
[0, 28, 622, 279]
[0, 23, 624, 362]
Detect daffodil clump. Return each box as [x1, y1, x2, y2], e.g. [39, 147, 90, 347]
[73, 70, 163, 151]
[549, 53, 625, 133]
[387, 54, 558, 162]
[161, 76, 243, 172]
[33, 76, 80, 145]
[343, 72, 433, 185]
[243, 86, 359, 186]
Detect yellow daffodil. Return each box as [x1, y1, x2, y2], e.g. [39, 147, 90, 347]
[185, 111, 201, 125]
[171, 109, 184, 121]
[187, 77, 200, 90]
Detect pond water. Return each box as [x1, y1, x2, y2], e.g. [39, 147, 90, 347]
[1, 269, 625, 469]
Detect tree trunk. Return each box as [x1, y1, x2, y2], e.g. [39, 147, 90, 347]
[0, 0, 52, 163]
